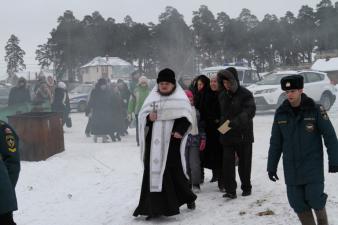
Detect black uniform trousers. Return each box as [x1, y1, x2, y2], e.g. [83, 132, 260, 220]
[222, 142, 252, 194]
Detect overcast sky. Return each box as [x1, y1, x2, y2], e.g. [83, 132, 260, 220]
[0, 0, 321, 75]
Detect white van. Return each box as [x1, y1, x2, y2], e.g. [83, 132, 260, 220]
[201, 66, 261, 87]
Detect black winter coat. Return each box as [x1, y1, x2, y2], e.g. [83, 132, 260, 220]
[218, 80, 256, 145]
[51, 87, 71, 122]
[8, 86, 31, 106]
[203, 88, 222, 169]
[87, 87, 121, 135]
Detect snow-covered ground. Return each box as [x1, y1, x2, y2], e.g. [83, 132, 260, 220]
[15, 101, 338, 225]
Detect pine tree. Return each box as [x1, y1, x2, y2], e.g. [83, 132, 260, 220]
[4, 34, 26, 83]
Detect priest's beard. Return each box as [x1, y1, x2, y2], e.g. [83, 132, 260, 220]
[157, 85, 176, 96]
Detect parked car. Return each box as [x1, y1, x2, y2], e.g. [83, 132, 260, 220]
[247, 70, 337, 110]
[201, 65, 261, 87]
[69, 83, 93, 112]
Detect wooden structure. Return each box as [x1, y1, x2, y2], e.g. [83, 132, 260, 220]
[8, 112, 64, 161]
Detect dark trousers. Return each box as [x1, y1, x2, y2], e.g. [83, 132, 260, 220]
[0, 212, 16, 225]
[221, 142, 252, 194]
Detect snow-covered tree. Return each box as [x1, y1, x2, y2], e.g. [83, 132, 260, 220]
[5, 34, 26, 83]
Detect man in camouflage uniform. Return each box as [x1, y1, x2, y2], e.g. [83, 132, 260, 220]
[0, 121, 20, 225]
[267, 75, 338, 225]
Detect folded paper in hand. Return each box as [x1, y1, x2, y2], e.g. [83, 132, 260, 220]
[218, 120, 231, 134]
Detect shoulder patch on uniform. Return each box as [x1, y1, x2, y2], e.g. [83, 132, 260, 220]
[304, 117, 315, 121]
[320, 106, 329, 120]
[6, 135, 16, 152]
[277, 120, 287, 124]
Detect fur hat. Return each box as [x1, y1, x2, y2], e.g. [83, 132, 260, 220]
[138, 76, 149, 85]
[281, 75, 304, 91]
[157, 68, 176, 84]
[57, 81, 66, 89]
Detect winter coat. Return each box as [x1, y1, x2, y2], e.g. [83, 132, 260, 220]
[51, 87, 71, 123]
[118, 82, 131, 109]
[8, 86, 31, 106]
[128, 85, 149, 115]
[267, 94, 338, 185]
[203, 88, 223, 169]
[218, 72, 256, 146]
[0, 121, 20, 214]
[33, 81, 52, 104]
[192, 75, 210, 121]
[87, 87, 120, 135]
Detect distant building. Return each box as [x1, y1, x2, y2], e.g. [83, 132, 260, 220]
[311, 57, 338, 84]
[80, 56, 135, 83]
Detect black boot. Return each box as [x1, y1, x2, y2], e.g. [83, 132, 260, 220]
[187, 201, 196, 210]
[242, 190, 252, 196]
[315, 208, 328, 225]
[223, 192, 237, 199]
[297, 210, 316, 225]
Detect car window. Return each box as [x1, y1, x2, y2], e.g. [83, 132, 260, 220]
[303, 72, 323, 83]
[70, 85, 92, 94]
[243, 70, 260, 83]
[237, 71, 244, 82]
[256, 73, 290, 85]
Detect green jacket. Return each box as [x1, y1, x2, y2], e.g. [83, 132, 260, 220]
[267, 94, 338, 185]
[128, 85, 149, 115]
[0, 121, 20, 214]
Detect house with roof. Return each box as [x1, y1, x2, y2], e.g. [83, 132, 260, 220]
[311, 57, 338, 84]
[80, 56, 135, 83]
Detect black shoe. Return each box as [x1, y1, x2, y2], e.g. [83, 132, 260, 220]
[187, 201, 196, 210]
[242, 190, 252, 196]
[223, 192, 237, 199]
[145, 215, 160, 220]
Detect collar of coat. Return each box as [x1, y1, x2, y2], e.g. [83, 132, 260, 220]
[277, 93, 316, 114]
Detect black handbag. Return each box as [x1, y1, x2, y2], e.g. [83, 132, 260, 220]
[65, 117, 72, 128]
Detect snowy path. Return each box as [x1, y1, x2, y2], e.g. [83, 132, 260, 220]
[15, 101, 338, 225]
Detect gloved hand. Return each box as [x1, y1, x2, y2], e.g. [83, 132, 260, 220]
[199, 139, 206, 151]
[268, 172, 279, 182]
[329, 165, 338, 173]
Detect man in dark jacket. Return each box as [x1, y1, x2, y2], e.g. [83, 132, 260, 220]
[8, 77, 31, 106]
[217, 67, 256, 199]
[267, 75, 338, 225]
[0, 121, 20, 225]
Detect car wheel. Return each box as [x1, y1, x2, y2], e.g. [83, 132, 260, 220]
[320, 93, 332, 111]
[78, 101, 87, 112]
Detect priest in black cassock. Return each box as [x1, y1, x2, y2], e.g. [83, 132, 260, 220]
[133, 68, 197, 220]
